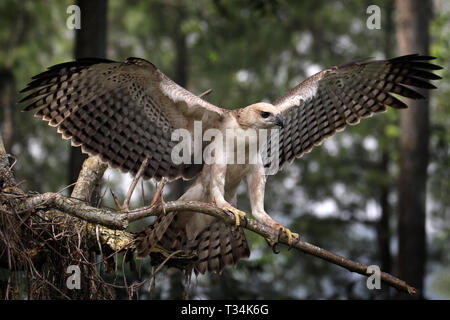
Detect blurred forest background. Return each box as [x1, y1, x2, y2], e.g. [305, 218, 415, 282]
[0, 0, 448, 299]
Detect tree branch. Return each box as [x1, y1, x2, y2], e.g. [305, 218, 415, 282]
[0, 142, 416, 295]
[71, 155, 108, 201]
[18, 191, 416, 294]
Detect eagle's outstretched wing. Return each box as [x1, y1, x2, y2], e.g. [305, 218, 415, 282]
[264, 54, 442, 172]
[20, 57, 225, 181]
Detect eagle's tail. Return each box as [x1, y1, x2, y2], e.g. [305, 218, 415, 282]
[134, 211, 177, 258]
[188, 218, 250, 274]
[134, 214, 250, 274]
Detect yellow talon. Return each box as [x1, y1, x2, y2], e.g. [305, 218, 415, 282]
[276, 225, 299, 246]
[223, 207, 247, 227]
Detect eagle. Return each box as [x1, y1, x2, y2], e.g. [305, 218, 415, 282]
[20, 54, 441, 274]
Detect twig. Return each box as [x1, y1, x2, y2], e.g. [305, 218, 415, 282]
[198, 88, 212, 98]
[109, 188, 122, 209]
[150, 178, 166, 213]
[147, 250, 184, 296]
[95, 225, 104, 274]
[122, 157, 149, 210]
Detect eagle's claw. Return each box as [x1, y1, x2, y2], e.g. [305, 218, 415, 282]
[271, 242, 280, 254]
[275, 225, 299, 250]
[223, 207, 247, 227]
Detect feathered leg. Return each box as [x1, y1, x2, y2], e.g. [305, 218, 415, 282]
[247, 163, 299, 251]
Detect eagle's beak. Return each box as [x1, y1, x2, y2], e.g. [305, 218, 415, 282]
[274, 114, 284, 128]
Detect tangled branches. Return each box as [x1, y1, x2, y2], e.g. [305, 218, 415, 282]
[0, 142, 115, 299]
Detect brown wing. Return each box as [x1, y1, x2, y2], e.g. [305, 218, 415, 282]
[263, 54, 441, 172]
[20, 57, 225, 181]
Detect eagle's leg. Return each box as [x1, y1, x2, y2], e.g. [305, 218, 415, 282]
[255, 216, 299, 250]
[247, 163, 299, 249]
[210, 163, 248, 227]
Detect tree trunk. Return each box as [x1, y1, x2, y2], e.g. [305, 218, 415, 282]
[395, 0, 431, 299]
[69, 0, 108, 189]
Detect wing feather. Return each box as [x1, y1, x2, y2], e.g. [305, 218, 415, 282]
[20, 57, 226, 181]
[266, 54, 441, 171]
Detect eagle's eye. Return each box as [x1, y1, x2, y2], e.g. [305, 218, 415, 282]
[261, 111, 271, 119]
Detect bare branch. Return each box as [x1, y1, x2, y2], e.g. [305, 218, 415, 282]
[17, 191, 416, 294]
[71, 155, 107, 201]
[1, 148, 416, 295]
[20, 192, 128, 229]
[198, 88, 212, 98]
[122, 156, 149, 210]
[149, 177, 166, 212]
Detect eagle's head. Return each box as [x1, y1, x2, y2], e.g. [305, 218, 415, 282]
[238, 102, 284, 129]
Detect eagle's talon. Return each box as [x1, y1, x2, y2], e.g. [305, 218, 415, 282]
[271, 242, 280, 254]
[274, 225, 299, 248]
[222, 207, 247, 227]
[277, 227, 283, 242]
